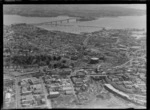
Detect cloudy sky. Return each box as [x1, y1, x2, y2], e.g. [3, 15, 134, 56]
[115, 4, 146, 10]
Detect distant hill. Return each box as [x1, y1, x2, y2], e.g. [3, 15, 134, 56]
[3, 5, 145, 21]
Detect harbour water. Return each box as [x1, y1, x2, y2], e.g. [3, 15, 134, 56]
[4, 15, 146, 34]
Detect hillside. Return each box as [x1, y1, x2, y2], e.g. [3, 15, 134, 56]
[4, 24, 85, 53]
[4, 22, 145, 69]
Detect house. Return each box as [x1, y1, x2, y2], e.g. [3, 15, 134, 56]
[62, 79, 70, 83]
[21, 99, 34, 107]
[5, 92, 12, 102]
[31, 84, 43, 94]
[118, 77, 124, 81]
[50, 83, 60, 88]
[62, 82, 71, 86]
[20, 80, 28, 86]
[74, 86, 81, 92]
[121, 75, 130, 81]
[136, 79, 143, 84]
[124, 84, 133, 89]
[134, 95, 146, 100]
[127, 68, 134, 72]
[49, 91, 59, 95]
[62, 86, 72, 91]
[65, 90, 74, 95]
[138, 68, 146, 73]
[21, 102, 32, 107]
[139, 73, 146, 79]
[21, 86, 32, 94]
[134, 99, 146, 106]
[30, 77, 41, 84]
[76, 71, 86, 77]
[116, 81, 123, 85]
[111, 78, 119, 82]
[47, 91, 60, 99]
[137, 84, 146, 90]
[74, 79, 84, 86]
[52, 86, 61, 91]
[123, 81, 133, 85]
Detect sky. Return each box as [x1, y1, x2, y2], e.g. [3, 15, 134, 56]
[4, 4, 146, 10]
[115, 4, 146, 10]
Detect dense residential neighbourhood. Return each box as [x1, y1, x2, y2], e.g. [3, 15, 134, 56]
[3, 5, 146, 109]
[3, 24, 146, 108]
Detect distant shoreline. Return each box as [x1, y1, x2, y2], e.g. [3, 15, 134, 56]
[4, 14, 146, 22]
[4, 5, 146, 22]
[4, 14, 146, 34]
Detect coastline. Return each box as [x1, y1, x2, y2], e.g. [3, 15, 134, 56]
[4, 14, 146, 22]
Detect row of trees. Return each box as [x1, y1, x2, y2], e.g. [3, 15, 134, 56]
[5, 55, 73, 69]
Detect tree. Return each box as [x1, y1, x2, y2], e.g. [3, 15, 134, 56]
[62, 60, 66, 64]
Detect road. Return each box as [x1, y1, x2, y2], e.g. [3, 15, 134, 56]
[6, 43, 146, 109]
[40, 77, 52, 108]
[83, 34, 91, 46]
[68, 76, 80, 103]
[15, 77, 21, 108]
[113, 48, 146, 69]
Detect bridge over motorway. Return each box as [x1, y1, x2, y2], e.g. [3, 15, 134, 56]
[32, 17, 79, 26]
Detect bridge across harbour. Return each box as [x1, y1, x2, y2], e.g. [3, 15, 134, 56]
[31, 17, 79, 26]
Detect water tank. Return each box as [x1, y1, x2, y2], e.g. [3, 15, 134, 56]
[89, 57, 99, 64]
